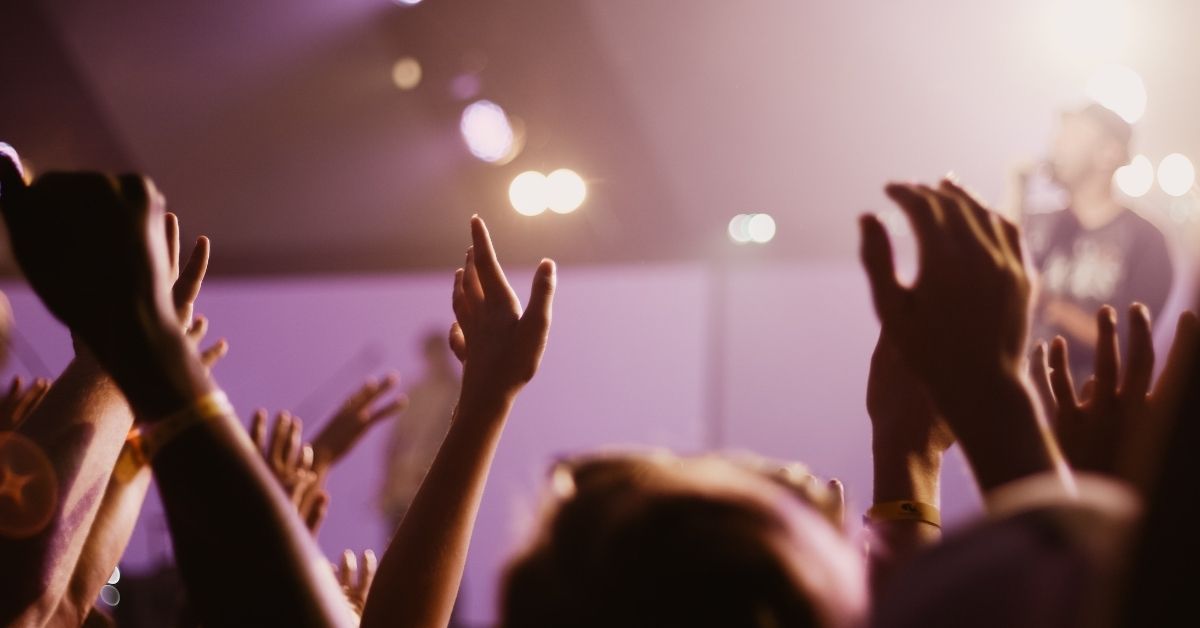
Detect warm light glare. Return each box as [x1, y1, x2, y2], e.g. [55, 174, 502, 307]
[391, 57, 422, 91]
[1114, 154, 1154, 198]
[394, 0, 422, 5]
[546, 169, 587, 214]
[747, 214, 777, 243]
[509, 171, 549, 216]
[460, 100, 514, 163]
[1085, 64, 1146, 123]
[1158, 153, 1195, 197]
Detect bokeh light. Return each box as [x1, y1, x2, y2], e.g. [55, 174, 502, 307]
[728, 214, 752, 244]
[460, 100, 514, 163]
[393, 0, 423, 5]
[1158, 153, 1195, 197]
[391, 57, 422, 91]
[1085, 64, 1146, 123]
[100, 584, 120, 606]
[546, 169, 587, 214]
[1114, 154, 1154, 198]
[108, 566, 121, 585]
[747, 214, 777, 243]
[509, 171, 549, 216]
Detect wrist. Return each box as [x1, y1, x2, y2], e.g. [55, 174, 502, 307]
[872, 444, 942, 505]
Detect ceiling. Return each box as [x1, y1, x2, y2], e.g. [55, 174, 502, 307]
[2, 0, 1198, 276]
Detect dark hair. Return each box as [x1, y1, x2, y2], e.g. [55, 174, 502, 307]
[499, 453, 864, 628]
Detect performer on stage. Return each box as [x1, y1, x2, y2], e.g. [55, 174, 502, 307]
[1012, 103, 1174, 382]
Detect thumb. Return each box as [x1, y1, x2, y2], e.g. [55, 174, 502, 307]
[520, 259, 556, 335]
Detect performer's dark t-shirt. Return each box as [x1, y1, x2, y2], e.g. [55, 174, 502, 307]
[1026, 208, 1173, 379]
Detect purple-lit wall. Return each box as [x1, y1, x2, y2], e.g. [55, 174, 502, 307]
[0, 262, 983, 625]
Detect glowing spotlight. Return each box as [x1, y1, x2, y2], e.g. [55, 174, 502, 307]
[1158, 153, 1195, 197]
[393, 0, 422, 5]
[391, 57, 422, 91]
[1086, 64, 1146, 123]
[546, 169, 586, 214]
[509, 171, 549, 216]
[460, 100, 514, 163]
[747, 214, 777, 243]
[107, 566, 121, 585]
[1114, 154, 1154, 198]
[728, 214, 752, 244]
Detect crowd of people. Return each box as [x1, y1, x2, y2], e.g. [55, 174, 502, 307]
[0, 103, 1194, 628]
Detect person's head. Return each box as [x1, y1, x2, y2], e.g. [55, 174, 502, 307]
[1049, 103, 1132, 192]
[499, 451, 867, 628]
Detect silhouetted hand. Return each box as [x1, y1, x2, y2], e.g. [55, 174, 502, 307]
[861, 179, 1031, 404]
[311, 375, 407, 471]
[0, 157, 209, 418]
[860, 177, 1064, 492]
[0, 376, 50, 431]
[1031, 305, 1200, 482]
[450, 216, 556, 399]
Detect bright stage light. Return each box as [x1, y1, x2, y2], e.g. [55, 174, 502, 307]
[510, 171, 549, 216]
[728, 214, 752, 244]
[391, 57, 422, 91]
[1158, 153, 1195, 197]
[1085, 64, 1146, 123]
[1114, 154, 1154, 198]
[394, 0, 423, 5]
[460, 100, 514, 163]
[546, 169, 586, 214]
[747, 214, 776, 243]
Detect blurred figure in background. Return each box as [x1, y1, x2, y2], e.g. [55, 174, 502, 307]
[1011, 103, 1174, 382]
[378, 331, 460, 530]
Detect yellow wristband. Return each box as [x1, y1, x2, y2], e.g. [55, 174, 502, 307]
[114, 391, 232, 480]
[865, 500, 941, 528]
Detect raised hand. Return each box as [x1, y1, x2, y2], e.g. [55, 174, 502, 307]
[0, 376, 51, 431]
[336, 549, 377, 615]
[362, 217, 556, 628]
[860, 178, 1066, 493]
[1031, 305, 1200, 483]
[250, 409, 330, 532]
[0, 157, 209, 419]
[310, 375, 407, 473]
[450, 216, 556, 398]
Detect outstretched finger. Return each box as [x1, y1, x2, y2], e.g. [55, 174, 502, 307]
[520, 259, 556, 333]
[199, 339, 229, 368]
[469, 216, 519, 307]
[1049, 336, 1080, 411]
[367, 395, 409, 424]
[1152, 311, 1200, 402]
[358, 549, 377, 597]
[250, 409, 268, 452]
[1094, 306, 1120, 399]
[339, 549, 358, 589]
[1122, 303, 1155, 400]
[173, 236, 211, 316]
[858, 214, 904, 323]
[1030, 342, 1057, 415]
[448, 322, 467, 363]
[165, 213, 181, 280]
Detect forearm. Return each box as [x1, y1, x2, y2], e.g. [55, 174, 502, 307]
[361, 391, 513, 628]
[53, 463, 152, 626]
[152, 409, 356, 627]
[0, 356, 134, 626]
[938, 374, 1070, 495]
[867, 442, 942, 594]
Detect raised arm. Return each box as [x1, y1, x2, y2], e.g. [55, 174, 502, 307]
[0, 159, 355, 627]
[864, 332, 954, 593]
[859, 178, 1071, 496]
[362, 216, 555, 628]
